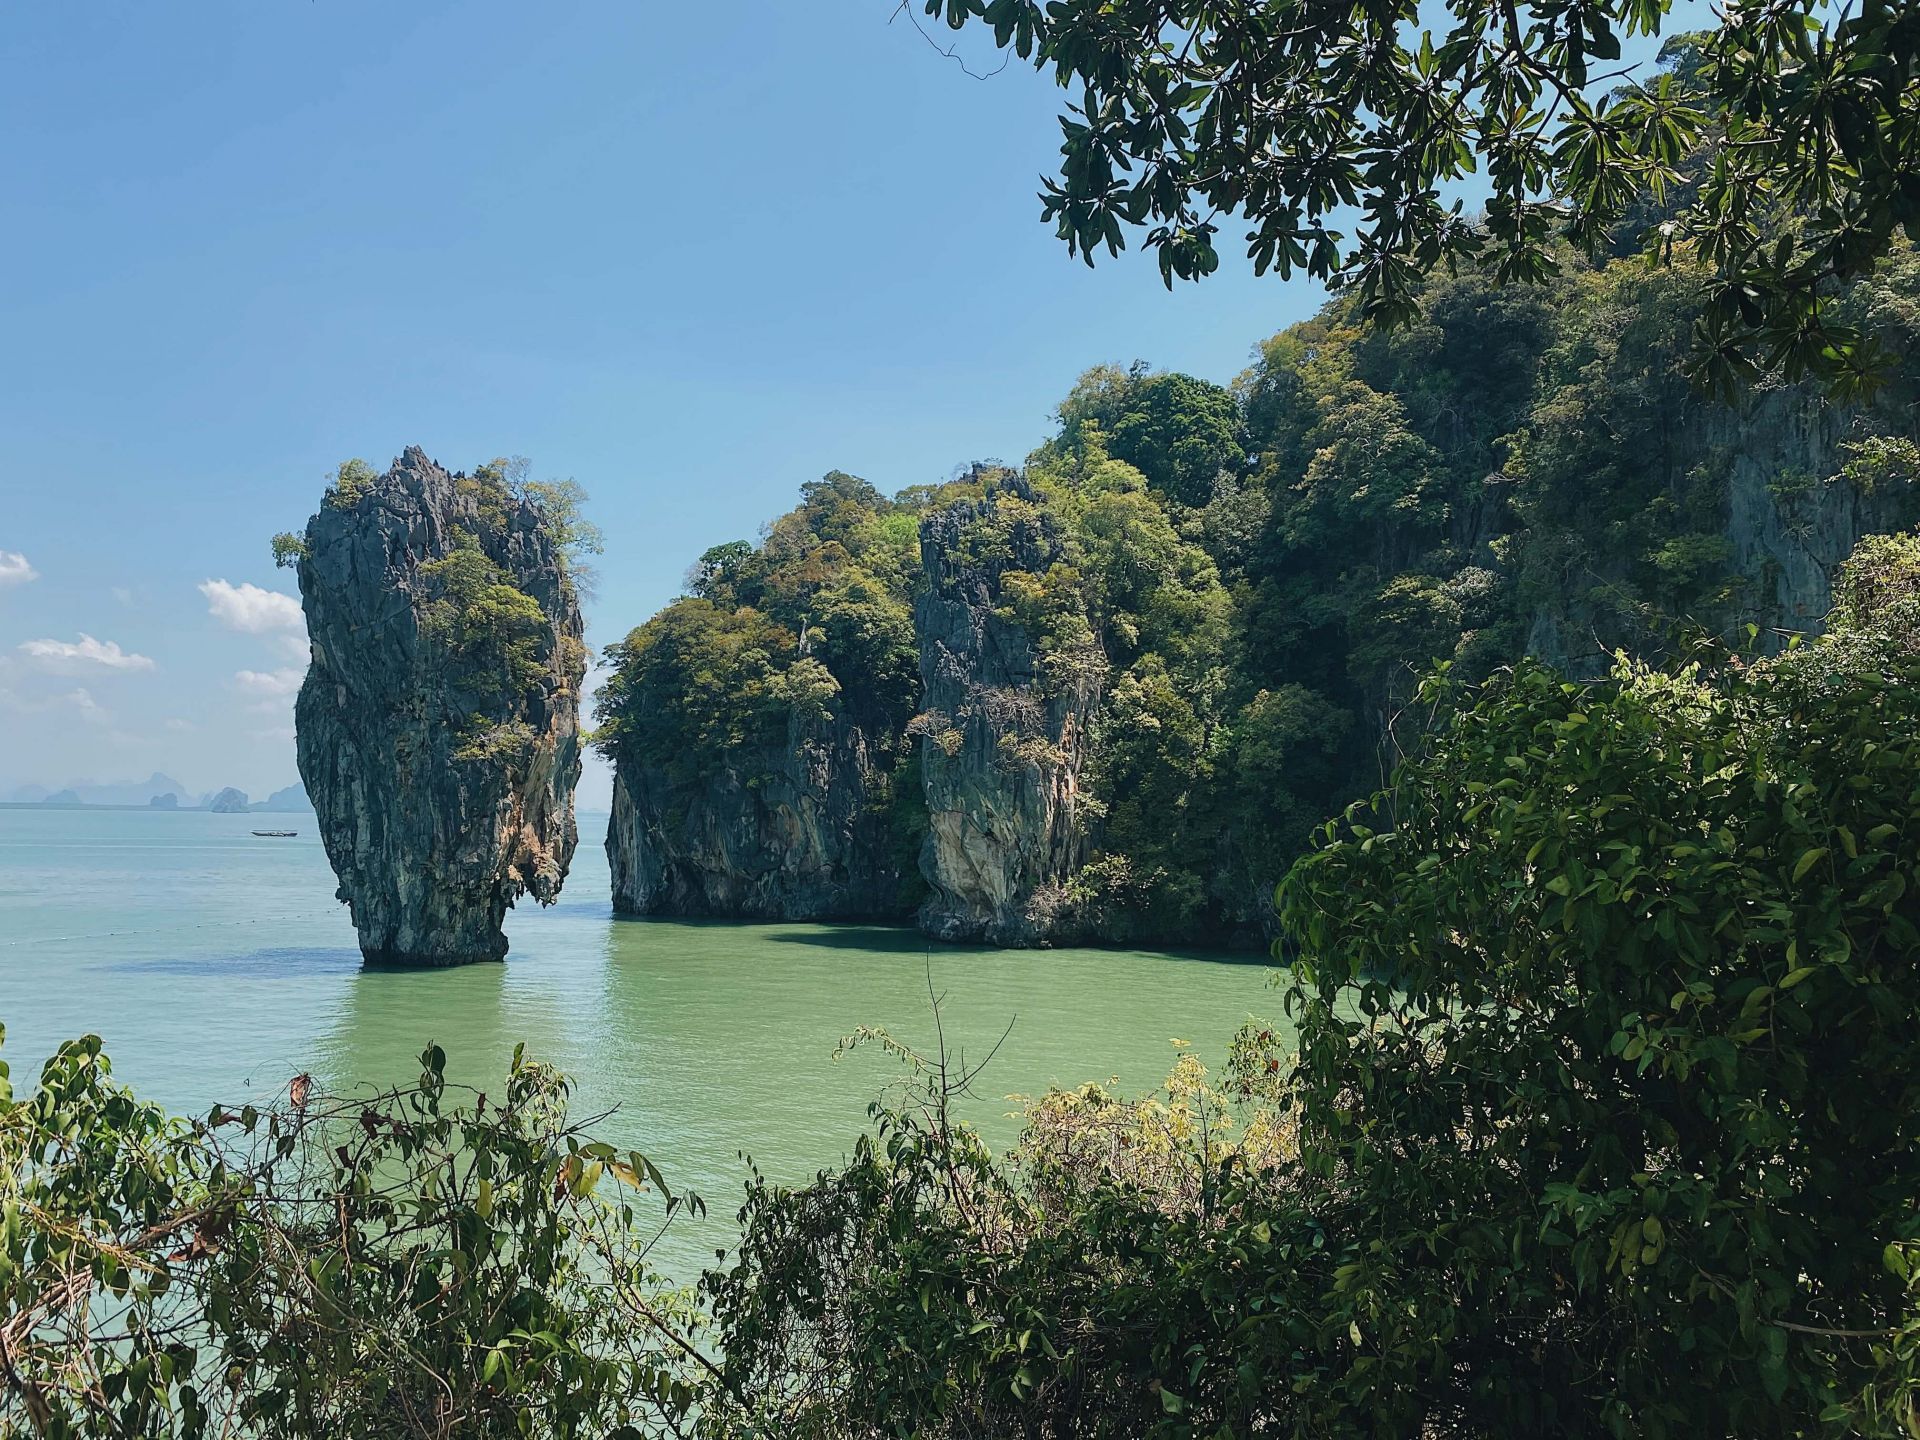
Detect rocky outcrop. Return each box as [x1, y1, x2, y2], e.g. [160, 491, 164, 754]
[1525, 389, 1920, 672]
[915, 471, 1101, 944]
[294, 447, 585, 967]
[607, 710, 911, 919]
[1718, 392, 1918, 635]
[208, 787, 250, 814]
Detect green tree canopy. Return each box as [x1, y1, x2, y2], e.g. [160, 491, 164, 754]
[1053, 364, 1243, 504]
[594, 599, 803, 779]
[920, 1, 1920, 389]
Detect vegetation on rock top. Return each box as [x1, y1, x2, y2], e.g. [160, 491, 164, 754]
[601, 236, 1920, 945]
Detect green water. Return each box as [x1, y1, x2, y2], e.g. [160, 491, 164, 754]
[0, 807, 1280, 1277]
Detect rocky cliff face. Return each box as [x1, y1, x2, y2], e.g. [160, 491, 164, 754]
[1719, 392, 1918, 635]
[607, 711, 911, 919]
[294, 447, 585, 966]
[1525, 389, 1920, 673]
[915, 473, 1101, 944]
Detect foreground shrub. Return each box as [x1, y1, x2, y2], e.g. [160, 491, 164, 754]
[704, 625, 1920, 1437]
[1278, 645, 1920, 1435]
[0, 1035, 709, 1439]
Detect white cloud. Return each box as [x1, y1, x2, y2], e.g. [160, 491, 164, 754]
[20, 633, 156, 671]
[63, 688, 109, 724]
[199, 579, 302, 634]
[234, 667, 303, 700]
[0, 685, 110, 721]
[0, 551, 37, 587]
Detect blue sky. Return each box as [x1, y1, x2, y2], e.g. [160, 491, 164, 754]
[0, 0, 1334, 807]
[0, 0, 1695, 806]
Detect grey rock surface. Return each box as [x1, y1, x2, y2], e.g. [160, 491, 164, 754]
[606, 709, 910, 920]
[294, 447, 585, 966]
[914, 472, 1100, 945]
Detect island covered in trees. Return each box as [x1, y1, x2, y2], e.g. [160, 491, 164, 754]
[595, 245, 1920, 946]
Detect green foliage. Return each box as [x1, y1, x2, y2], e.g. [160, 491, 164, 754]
[1832, 529, 1920, 636]
[453, 718, 540, 765]
[598, 471, 924, 871]
[519, 476, 605, 599]
[687, 539, 756, 600]
[1275, 636, 1920, 1434]
[922, 1, 1920, 390]
[418, 539, 550, 701]
[323, 458, 376, 509]
[400, 457, 589, 768]
[595, 600, 802, 780]
[700, 613, 1920, 1436]
[269, 531, 308, 568]
[1842, 435, 1920, 497]
[1050, 363, 1242, 505]
[0, 1026, 711, 1438]
[460, 455, 522, 533]
[704, 1021, 1298, 1438]
[413, 522, 567, 770]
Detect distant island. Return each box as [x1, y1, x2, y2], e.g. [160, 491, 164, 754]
[1, 773, 313, 813]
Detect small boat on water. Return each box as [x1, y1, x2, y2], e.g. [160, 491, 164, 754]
[252, 830, 298, 838]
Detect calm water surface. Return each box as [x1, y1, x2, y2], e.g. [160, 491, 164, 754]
[0, 807, 1279, 1277]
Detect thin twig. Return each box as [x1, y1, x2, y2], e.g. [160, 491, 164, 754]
[888, 0, 1012, 81]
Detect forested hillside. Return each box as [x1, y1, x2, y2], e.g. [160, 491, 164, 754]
[597, 246, 1920, 946]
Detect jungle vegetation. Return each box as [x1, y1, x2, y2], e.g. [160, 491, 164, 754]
[10, 533, 1920, 1433]
[599, 237, 1920, 944]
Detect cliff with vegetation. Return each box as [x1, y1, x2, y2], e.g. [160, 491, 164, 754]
[596, 474, 924, 920]
[914, 469, 1103, 943]
[598, 247, 1920, 947]
[294, 448, 587, 966]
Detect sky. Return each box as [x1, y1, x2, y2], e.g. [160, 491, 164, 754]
[0, 0, 1694, 808]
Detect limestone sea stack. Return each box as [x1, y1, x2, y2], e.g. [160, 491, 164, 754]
[293, 448, 586, 966]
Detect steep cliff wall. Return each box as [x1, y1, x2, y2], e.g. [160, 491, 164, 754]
[1524, 389, 1920, 673]
[606, 711, 911, 919]
[915, 472, 1102, 945]
[1720, 394, 1918, 634]
[595, 471, 924, 923]
[295, 448, 585, 966]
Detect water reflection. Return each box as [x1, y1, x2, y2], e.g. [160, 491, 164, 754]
[4, 808, 1283, 1283]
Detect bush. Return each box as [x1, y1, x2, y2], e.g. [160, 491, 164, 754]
[0, 1029, 710, 1439]
[1278, 644, 1920, 1435]
[701, 621, 1920, 1437]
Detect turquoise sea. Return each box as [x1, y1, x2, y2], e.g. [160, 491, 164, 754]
[0, 806, 1278, 1277]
